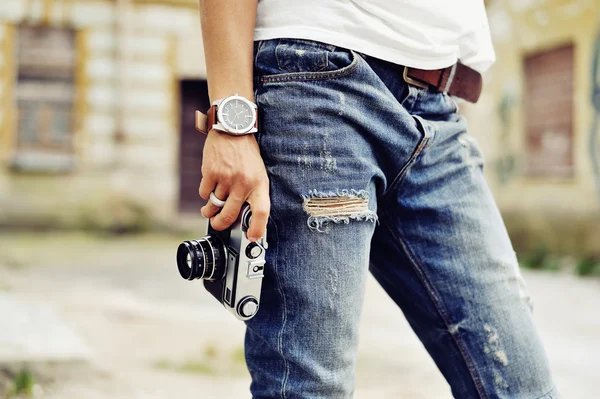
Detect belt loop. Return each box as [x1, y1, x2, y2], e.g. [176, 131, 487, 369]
[443, 63, 457, 93]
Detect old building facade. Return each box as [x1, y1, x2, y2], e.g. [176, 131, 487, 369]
[465, 0, 600, 216]
[0, 0, 598, 241]
[0, 0, 209, 228]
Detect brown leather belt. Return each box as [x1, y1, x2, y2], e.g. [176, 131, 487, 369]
[403, 63, 483, 103]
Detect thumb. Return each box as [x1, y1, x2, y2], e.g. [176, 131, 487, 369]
[246, 185, 270, 242]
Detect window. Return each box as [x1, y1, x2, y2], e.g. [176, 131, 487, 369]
[13, 25, 76, 171]
[523, 44, 574, 177]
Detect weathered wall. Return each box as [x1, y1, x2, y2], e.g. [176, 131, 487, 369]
[1, 0, 598, 239]
[464, 0, 600, 216]
[0, 0, 206, 229]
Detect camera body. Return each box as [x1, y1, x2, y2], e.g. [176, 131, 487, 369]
[176, 204, 267, 321]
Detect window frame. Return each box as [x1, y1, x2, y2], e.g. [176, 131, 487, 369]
[522, 42, 576, 179]
[2, 23, 87, 174]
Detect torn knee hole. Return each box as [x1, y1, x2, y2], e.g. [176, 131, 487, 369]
[302, 189, 377, 231]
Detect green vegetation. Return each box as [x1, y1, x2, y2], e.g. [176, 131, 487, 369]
[4, 369, 36, 398]
[154, 359, 215, 375]
[504, 211, 600, 278]
[519, 245, 560, 272]
[231, 346, 246, 365]
[575, 256, 600, 277]
[153, 345, 247, 376]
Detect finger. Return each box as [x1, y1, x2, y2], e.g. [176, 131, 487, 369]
[199, 172, 217, 200]
[210, 190, 245, 231]
[201, 184, 229, 219]
[246, 185, 270, 242]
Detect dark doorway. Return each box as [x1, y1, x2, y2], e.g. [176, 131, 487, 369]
[179, 79, 210, 212]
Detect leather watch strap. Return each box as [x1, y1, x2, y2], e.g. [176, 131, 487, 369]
[405, 62, 483, 103]
[195, 106, 217, 134]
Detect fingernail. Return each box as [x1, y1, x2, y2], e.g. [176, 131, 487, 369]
[248, 236, 257, 242]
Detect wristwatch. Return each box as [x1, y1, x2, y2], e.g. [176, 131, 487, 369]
[195, 94, 258, 135]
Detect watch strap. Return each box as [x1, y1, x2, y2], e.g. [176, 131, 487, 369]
[195, 106, 217, 135]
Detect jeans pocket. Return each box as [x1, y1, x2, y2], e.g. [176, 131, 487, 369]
[258, 39, 359, 84]
[275, 39, 332, 73]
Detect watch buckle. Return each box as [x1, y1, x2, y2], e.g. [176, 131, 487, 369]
[195, 110, 208, 134]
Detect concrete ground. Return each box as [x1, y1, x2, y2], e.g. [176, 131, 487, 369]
[0, 232, 598, 398]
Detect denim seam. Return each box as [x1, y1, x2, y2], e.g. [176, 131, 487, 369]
[536, 386, 560, 399]
[255, 41, 264, 69]
[270, 215, 290, 398]
[260, 50, 360, 84]
[254, 87, 265, 146]
[381, 135, 430, 201]
[380, 209, 490, 399]
[253, 41, 265, 102]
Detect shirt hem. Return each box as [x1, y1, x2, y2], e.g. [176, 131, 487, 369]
[254, 26, 493, 72]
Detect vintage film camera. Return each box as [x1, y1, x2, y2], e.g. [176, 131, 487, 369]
[176, 204, 267, 321]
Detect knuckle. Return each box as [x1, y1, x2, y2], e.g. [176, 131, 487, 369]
[198, 186, 207, 199]
[220, 173, 233, 185]
[203, 165, 215, 178]
[219, 213, 236, 226]
[235, 172, 253, 188]
[252, 208, 269, 219]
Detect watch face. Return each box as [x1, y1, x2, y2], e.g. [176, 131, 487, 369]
[220, 97, 255, 132]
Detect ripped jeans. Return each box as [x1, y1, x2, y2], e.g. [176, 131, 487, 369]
[246, 38, 558, 399]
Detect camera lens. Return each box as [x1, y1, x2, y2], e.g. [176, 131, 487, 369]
[176, 235, 227, 281]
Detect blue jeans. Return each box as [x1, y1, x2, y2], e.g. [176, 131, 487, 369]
[246, 38, 558, 399]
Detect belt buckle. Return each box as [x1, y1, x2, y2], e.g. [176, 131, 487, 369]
[403, 66, 429, 90]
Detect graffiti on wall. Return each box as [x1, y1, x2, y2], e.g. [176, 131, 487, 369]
[591, 26, 600, 202]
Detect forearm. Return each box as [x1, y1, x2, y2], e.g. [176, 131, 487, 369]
[199, 0, 258, 103]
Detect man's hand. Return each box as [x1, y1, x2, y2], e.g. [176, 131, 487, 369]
[199, 131, 269, 242]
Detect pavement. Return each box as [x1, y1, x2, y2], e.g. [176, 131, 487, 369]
[0, 232, 598, 398]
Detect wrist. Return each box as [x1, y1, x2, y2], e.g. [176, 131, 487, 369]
[209, 89, 254, 104]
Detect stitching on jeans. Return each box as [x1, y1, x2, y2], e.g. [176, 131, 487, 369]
[381, 116, 432, 201]
[270, 216, 289, 398]
[381, 135, 429, 200]
[536, 387, 560, 399]
[380, 209, 490, 399]
[254, 87, 265, 146]
[260, 50, 360, 84]
[254, 40, 264, 75]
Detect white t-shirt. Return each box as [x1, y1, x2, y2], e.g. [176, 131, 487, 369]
[254, 0, 495, 72]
